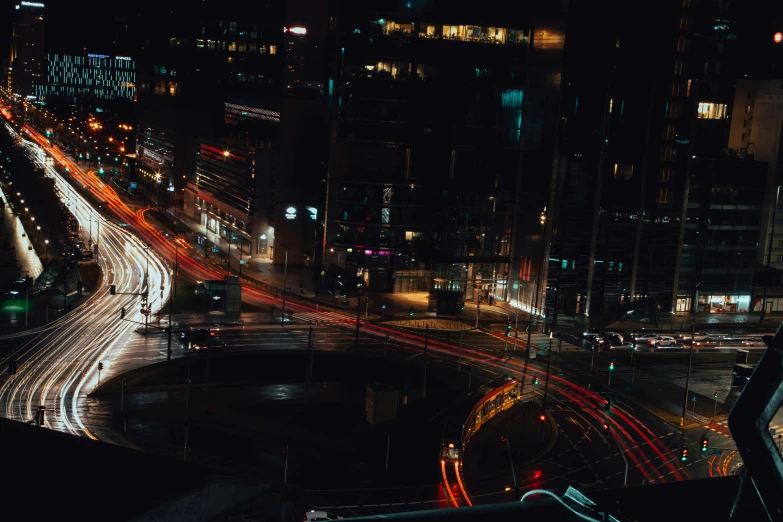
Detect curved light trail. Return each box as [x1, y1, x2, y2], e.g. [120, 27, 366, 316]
[0, 122, 170, 439]
[11, 122, 689, 489]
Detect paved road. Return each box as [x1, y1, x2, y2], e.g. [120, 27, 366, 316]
[0, 123, 170, 440]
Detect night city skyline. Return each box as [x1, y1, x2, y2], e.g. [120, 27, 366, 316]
[1, 1, 783, 521]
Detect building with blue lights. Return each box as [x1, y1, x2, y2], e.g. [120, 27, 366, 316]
[37, 53, 135, 102]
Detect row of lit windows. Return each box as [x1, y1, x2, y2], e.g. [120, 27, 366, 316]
[195, 39, 277, 54]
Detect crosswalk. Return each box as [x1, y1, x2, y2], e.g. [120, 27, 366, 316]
[710, 419, 783, 440]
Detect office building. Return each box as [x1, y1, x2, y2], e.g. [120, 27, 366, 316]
[36, 53, 135, 102]
[545, 0, 744, 323]
[322, 1, 566, 301]
[9, 1, 45, 98]
[136, 0, 284, 204]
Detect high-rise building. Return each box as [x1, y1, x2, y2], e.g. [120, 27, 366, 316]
[136, 0, 284, 204]
[546, 0, 745, 323]
[322, 1, 566, 302]
[37, 53, 135, 103]
[9, 1, 45, 98]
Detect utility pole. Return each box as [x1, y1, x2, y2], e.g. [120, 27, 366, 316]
[282, 247, 288, 321]
[423, 325, 429, 399]
[354, 304, 361, 353]
[459, 329, 464, 371]
[174, 233, 179, 297]
[681, 280, 702, 426]
[543, 331, 553, 407]
[761, 187, 781, 326]
[167, 275, 173, 362]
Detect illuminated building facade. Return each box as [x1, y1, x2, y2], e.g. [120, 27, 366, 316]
[323, 1, 566, 297]
[545, 0, 748, 324]
[37, 54, 135, 102]
[10, 1, 45, 98]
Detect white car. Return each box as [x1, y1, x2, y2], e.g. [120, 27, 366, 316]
[305, 511, 343, 522]
[634, 335, 660, 347]
[657, 336, 676, 346]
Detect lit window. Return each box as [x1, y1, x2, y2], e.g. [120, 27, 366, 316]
[745, 104, 752, 114]
[679, 15, 690, 30]
[659, 168, 673, 182]
[269, 45, 277, 55]
[676, 37, 689, 52]
[664, 124, 676, 140]
[228, 42, 237, 51]
[608, 98, 613, 113]
[674, 59, 684, 75]
[657, 188, 671, 203]
[697, 102, 728, 119]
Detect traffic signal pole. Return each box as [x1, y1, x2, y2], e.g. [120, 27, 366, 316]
[543, 332, 553, 407]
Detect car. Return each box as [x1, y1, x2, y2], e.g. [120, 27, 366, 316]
[304, 511, 343, 522]
[582, 328, 601, 340]
[657, 336, 677, 346]
[180, 328, 212, 347]
[599, 333, 624, 348]
[634, 334, 660, 347]
[694, 336, 719, 346]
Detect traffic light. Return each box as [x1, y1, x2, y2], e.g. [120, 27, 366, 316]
[120, 307, 125, 319]
[714, 391, 719, 399]
[500, 434, 507, 445]
[506, 320, 512, 336]
[409, 307, 414, 317]
[609, 361, 615, 371]
[701, 438, 709, 452]
[461, 304, 465, 311]
[539, 414, 546, 422]
[680, 447, 688, 461]
[98, 362, 104, 371]
[603, 399, 610, 411]
[386, 334, 391, 342]
[99, 168, 104, 175]
[603, 423, 610, 435]
[533, 376, 539, 385]
[109, 284, 116, 295]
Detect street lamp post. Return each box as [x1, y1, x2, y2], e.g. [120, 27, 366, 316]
[525, 209, 547, 359]
[681, 280, 702, 426]
[35, 225, 40, 246]
[44, 239, 49, 260]
[760, 187, 781, 325]
[281, 246, 289, 322]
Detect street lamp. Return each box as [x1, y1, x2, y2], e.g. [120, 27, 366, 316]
[44, 239, 49, 260]
[526, 208, 547, 359]
[681, 280, 702, 426]
[36, 225, 40, 246]
[281, 245, 291, 322]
